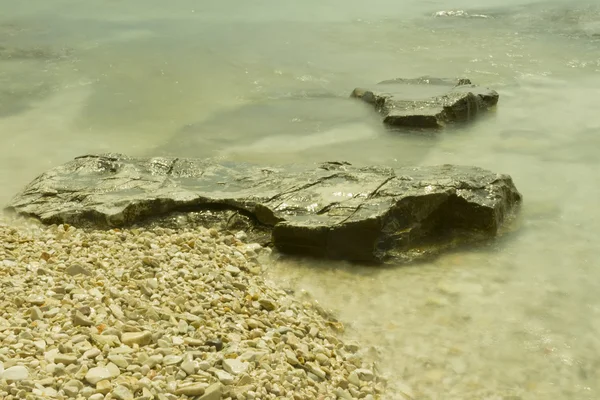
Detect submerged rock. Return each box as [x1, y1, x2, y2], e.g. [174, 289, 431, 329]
[5, 154, 521, 264]
[351, 76, 499, 129]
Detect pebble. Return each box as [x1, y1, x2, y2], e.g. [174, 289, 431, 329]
[163, 355, 182, 365]
[222, 358, 249, 375]
[63, 385, 80, 397]
[96, 380, 112, 394]
[200, 383, 222, 400]
[30, 306, 44, 321]
[73, 311, 94, 327]
[84, 348, 102, 359]
[26, 294, 45, 306]
[181, 359, 196, 375]
[175, 382, 208, 396]
[214, 368, 235, 384]
[54, 354, 78, 365]
[85, 367, 114, 385]
[66, 264, 92, 276]
[113, 384, 134, 400]
[177, 319, 188, 334]
[121, 331, 153, 347]
[2, 365, 29, 381]
[0, 217, 384, 400]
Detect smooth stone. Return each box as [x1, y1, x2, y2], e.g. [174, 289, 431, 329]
[63, 385, 80, 397]
[214, 369, 234, 384]
[26, 294, 45, 306]
[80, 387, 95, 398]
[89, 394, 105, 400]
[199, 383, 222, 400]
[73, 311, 94, 327]
[108, 355, 129, 369]
[96, 380, 112, 395]
[2, 365, 28, 381]
[33, 387, 58, 397]
[198, 361, 211, 371]
[258, 299, 276, 311]
[112, 384, 134, 400]
[348, 371, 361, 387]
[121, 331, 152, 347]
[54, 354, 78, 365]
[180, 359, 196, 375]
[175, 382, 208, 396]
[163, 355, 182, 366]
[106, 362, 121, 377]
[85, 366, 114, 385]
[66, 264, 92, 276]
[355, 368, 375, 381]
[222, 359, 249, 375]
[172, 336, 184, 345]
[33, 340, 46, 351]
[65, 379, 84, 390]
[84, 348, 102, 359]
[30, 307, 44, 321]
[177, 320, 188, 334]
[143, 355, 162, 368]
[225, 265, 240, 275]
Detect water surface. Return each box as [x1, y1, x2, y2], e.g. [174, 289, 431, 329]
[1, 0, 599, 398]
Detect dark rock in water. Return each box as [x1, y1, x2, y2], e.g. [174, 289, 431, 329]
[5, 154, 522, 264]
[350, 76, 499, 129]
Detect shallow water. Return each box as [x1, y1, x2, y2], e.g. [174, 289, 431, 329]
[1, 0, 600, 398]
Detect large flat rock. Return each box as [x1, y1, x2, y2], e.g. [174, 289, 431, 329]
[351, 77, 499, 129]
[5, 154, 522, 264]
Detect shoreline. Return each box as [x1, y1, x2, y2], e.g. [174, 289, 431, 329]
[0, 215, 388, 399]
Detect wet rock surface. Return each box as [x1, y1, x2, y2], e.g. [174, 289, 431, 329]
[5, 153, 521, 264]
[350, 77, 499, 129]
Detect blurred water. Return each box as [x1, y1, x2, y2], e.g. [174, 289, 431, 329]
[1, 0, 600, 398]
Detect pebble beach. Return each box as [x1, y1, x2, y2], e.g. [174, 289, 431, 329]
[0, 216, 388, 400]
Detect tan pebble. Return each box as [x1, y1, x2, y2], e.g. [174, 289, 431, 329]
[175, 382, 208, 396]
[63, 385, 79, 397]
[96, 379, 112, 395]
[85, 366, 114, 385]
[355, 368, 374, 382]
[163, 355, 182, 366]
[2, 365, 29, 381]
[84, 348, 102, 359]
[30, 307, 44, 321]
[222, 358, 249, 375]
[121, 331, 152, 347]
[183, 338, 204, 346]
[112, 384, 134, 400]
[199, 382, 222, 400]
[258, 299, 276, 311]
[73, 311, 94, 327]
[143, 355, 162, 368]
[177, 319, 188, 333]
[26, 294, 45, 306]
[65, 264, 92, 276]
[214, 369, 234, 384]
[348, 371, 361, 387]
[54, 354, 78, 365]
[107, 355, 129, 369]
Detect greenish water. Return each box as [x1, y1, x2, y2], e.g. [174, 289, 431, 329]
[1, 0, 600, 398]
